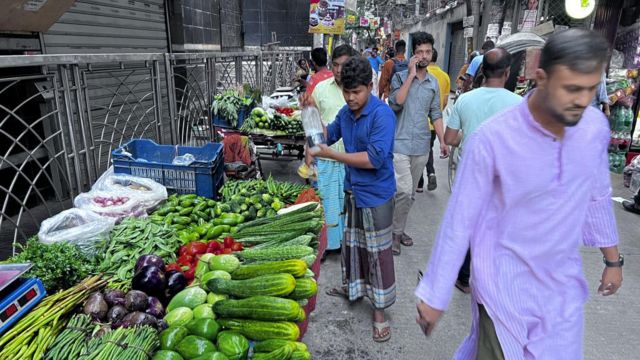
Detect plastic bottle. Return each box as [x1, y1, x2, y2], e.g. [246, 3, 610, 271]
[301, 106, 326, 154]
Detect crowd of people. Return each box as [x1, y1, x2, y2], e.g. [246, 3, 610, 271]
[298, 28, 624, 358]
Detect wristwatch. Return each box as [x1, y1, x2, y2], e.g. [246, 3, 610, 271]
[603, 254, 624, 267]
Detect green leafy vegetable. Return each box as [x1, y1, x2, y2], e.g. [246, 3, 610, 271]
[3, 237, 93, 293]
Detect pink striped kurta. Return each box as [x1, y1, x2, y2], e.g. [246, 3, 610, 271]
[416, 94, 619, 359]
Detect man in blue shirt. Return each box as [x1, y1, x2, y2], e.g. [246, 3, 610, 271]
[308, 56, 397, 343]
[462, 40, 495, 91]
[368, 47, 384, 74]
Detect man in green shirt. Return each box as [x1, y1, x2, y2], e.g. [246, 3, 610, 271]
[303, 44, 359, 251]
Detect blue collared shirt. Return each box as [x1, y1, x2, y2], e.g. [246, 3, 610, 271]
[326, 95, 396, 208]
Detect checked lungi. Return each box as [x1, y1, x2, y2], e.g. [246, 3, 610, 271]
[341, 192, 396, 309]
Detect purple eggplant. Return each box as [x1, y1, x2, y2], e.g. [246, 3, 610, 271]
[103, 289, 126, 307]
[132, 265, 166, 298]
[83, 292, 108, 321]
[124, 290, 149, 312]
[164, 270, 187, 300]
[119, 311, 157, 328]
[145, 296, 165, 318]
[134, 255, 166, 273]
[106, 305, 128, 324]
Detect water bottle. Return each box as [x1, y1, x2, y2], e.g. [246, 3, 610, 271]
[301, 106, 326, 154]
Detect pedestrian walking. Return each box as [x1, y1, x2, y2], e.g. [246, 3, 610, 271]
[443, 48, 523, 294]
[462, 40, 495, 92]
[308, 56, 397, 342]
[415, 29, 623, 359]
[417, 48, 451, 192]
[389, 31, 448, 255]
[302, 44, 359, 252]
[306, 47, 333, 95]
[368, 47, 384, 74]
[378, 40, 408, 100]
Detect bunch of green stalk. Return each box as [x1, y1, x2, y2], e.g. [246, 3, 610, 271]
[79, 326, 158, 360]
[44, 314, 93, 360]
[0, 275, 107, 360]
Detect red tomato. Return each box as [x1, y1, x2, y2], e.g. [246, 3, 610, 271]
[183, 267, 195, 281]
[231, 243, 243, 251]
[177, 254, 194, 266]
[222, 248, 233, 254]
[165, 263, 182, 273]
[223, 237, 235, 248]
[185, 242, 208, 256]
[178, 246, 188, 256]
[207, 241, 221, 251]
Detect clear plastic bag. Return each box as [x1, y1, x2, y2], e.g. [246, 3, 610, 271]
[93, 167, 168, 209]
[74, 190, 148, 222]
[38, 208, 115, 255]
[301, 106, 326, 153]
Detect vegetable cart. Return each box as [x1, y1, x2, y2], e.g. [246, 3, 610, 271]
[0, 151, 325, 360]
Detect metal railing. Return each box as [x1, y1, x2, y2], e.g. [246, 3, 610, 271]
[0, 50, 302, 253]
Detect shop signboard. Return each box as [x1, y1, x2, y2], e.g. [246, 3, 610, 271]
[463, 16, 474, 28]
[309, 0, 346, 34]
[464, 27, 474, 38]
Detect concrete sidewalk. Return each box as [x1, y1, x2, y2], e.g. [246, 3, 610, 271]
[263, 149, 640, 359]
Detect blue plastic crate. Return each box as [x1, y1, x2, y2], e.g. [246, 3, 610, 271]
[112, 139, 224, 199]
[212, 102, 254, 129]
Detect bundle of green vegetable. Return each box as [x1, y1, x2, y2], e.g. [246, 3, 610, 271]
[96, 218, 181, 285]
[2, 238, 93, 293]
[78, 325, 158, 360]
[221, 177, 310, 205]
[212, 89, 253, 128]
[45, 314, 93, 360]
[0, 275, 108, 360]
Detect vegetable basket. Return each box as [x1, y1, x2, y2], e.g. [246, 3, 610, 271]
[112, 139, 223, 198]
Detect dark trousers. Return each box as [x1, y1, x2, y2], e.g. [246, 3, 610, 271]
[417, 130, 437, 188]
[477, 304, 505, 360]
[457, 250, 471, 286]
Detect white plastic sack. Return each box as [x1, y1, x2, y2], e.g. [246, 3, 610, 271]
[93, 167, 168, 209]
[38, 208, 115, 255]
[74, 190, 147, 222]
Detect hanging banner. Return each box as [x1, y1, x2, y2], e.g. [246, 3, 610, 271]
[370, 17, 380, 30]
[346, 14, 357, 28]
[309, 0, 346, 34]
[360, 16, 369, 27]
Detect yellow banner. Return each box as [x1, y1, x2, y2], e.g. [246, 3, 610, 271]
[309, 0, 346, 35]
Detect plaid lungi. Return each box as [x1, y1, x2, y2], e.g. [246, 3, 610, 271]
[341, 192, 396, 309]
[316, 159, 345, 250]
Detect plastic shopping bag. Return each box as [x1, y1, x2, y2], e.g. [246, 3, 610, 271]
[74, 190, 148, 222]
[38, 208, 115, 255]
[93, 167, 168, 210]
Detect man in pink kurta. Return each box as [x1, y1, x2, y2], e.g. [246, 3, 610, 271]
[415, 29, 624, 359]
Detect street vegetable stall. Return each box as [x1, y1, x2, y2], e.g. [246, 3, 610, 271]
[0, 142, 325, 360]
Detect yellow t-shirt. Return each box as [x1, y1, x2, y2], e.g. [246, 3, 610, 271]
[427, 64, 451, 130]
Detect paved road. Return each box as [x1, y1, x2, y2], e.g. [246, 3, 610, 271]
[262, 141, 640, 360]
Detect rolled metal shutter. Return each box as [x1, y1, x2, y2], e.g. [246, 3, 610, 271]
[43, 0, 168, 54]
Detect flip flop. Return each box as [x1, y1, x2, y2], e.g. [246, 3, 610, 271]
[400, 233, 414, 247]
[373, 321, 391, 342]
[392, 239, 401, 256]
[326, 287, 349, 299]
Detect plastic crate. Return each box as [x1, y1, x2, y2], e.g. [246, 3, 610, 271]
[112, 139, 224, 199]
[213, 103, 253, 129]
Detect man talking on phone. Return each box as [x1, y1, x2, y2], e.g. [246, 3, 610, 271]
[389, 31, 448, 255]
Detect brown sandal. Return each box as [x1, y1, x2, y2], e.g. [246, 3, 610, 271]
[373, 321, 391, 342]
[392, 235, 401, 255]
[400, 233, 414, 247]
[326, 287, 349, 299]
